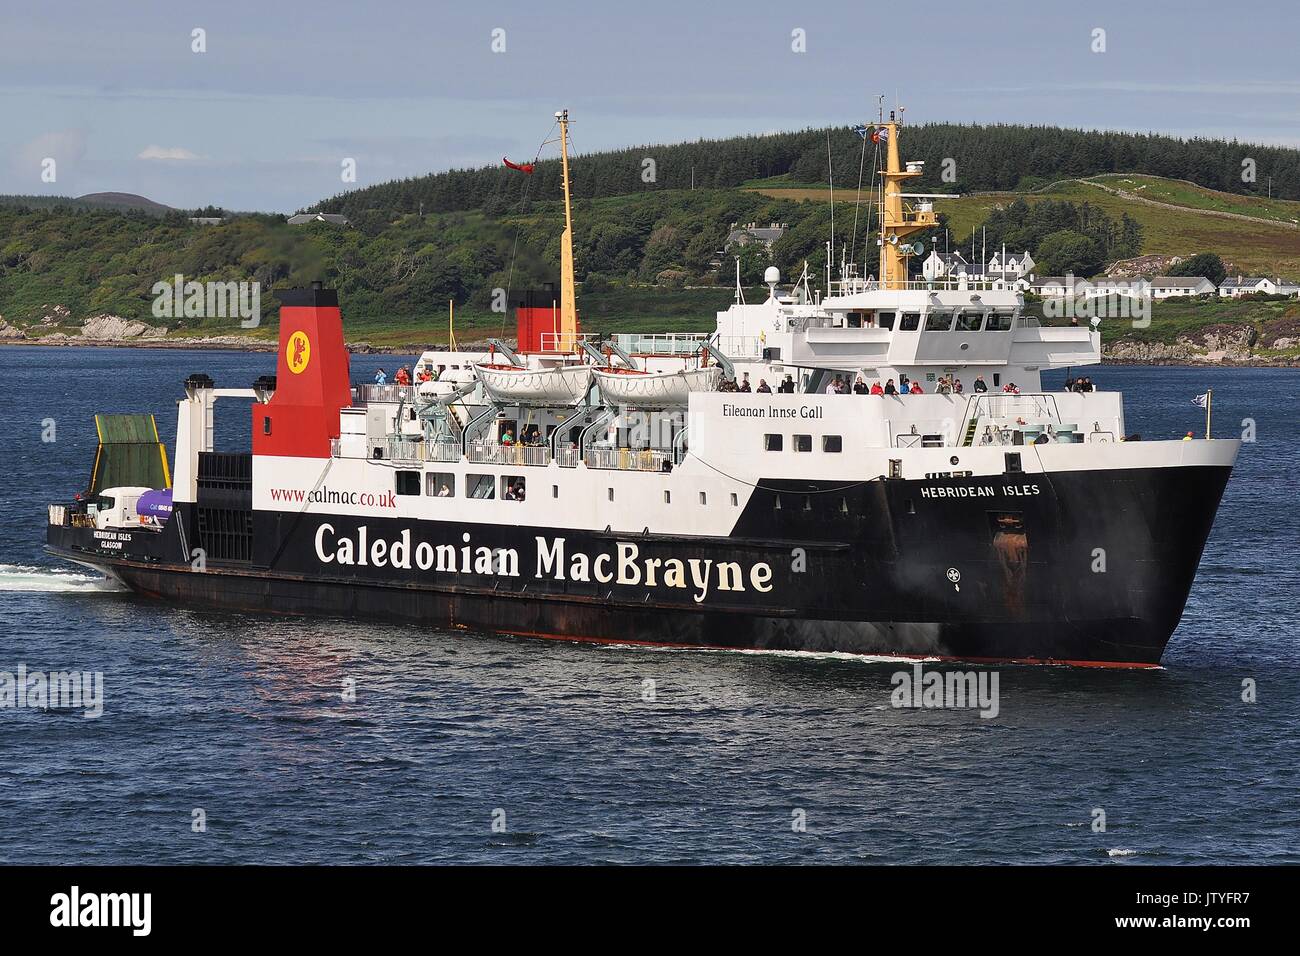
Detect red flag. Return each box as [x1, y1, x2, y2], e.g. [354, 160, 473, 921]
[503, 157, 535, 174]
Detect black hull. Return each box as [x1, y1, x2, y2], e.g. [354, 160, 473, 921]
[48, 464, 1233, 667]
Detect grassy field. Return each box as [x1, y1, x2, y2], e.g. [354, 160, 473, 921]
[751, 175, 1300, 277]
[1090, 174, 1300, 225]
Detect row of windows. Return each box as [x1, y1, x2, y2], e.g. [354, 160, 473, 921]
[764, 434, 842, 453]
[395, 470, 740, 507]
[856, 311, 1014, 332]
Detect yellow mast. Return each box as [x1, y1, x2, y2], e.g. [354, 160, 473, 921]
[877, 110, 936, 290]
[557, 109, 578, 349]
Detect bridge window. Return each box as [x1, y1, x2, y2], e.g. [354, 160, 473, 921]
[823, 435, 843, 453]
[878, 311, 896, 330]
[425, 472, 455, 497]
[985, 312, 1014, 331]
[794, 434, 812, 453]
[925, 311, 953, 331]
[954, 311, 983, 332]
[395, 471, 421, 496]
[899, 312, 920, 331]
[764, 433, 783, 451]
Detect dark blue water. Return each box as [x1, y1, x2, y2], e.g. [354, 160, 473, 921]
[1, 346, 1296, 864]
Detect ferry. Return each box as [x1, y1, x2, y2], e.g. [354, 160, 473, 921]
[45, 109, 1239, 667]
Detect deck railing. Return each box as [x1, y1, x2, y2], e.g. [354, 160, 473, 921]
[466, 442, 551, 467]
[356, 384, 416, 404]
[384, 438, 461, 462]
[585, 447, 673, 472]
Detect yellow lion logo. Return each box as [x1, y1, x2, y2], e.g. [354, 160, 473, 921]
[287, 330, 311, 374]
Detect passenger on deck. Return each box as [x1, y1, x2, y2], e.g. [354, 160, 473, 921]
[1002, 382, 1021, 394]
[937, 377, 952, 395]
[374, 368, 387, 385]
[825, 375, 842, 394]
[718, 376, 738, 392]
[870, 381, 884, 395]
[909, 381, 924, 394]
[417, 367, 433, 383]
[973, 375, 988, 393]
[954, 378, 964, 394]
[500, 429, 515, 445]
[853, 376, 869, 395]
[394, 366, 411, 386]
[756, 379, 772, 393]
[738, 373, 752, 392]
[899, 374, 910, 394]
[883, 379, 897, 395]
[778, 375, 796, 393]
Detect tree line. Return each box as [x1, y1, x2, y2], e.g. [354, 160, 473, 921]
[312, 123, 1300, 219]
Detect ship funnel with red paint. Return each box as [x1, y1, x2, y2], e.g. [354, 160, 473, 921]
[252, 283, 352, 458]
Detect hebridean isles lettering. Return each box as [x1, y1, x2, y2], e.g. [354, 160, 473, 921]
[919, 484, 1041, 498]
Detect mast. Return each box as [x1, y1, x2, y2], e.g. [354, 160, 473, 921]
[557, 109, 578, 349]
[876, 109, 936, 290]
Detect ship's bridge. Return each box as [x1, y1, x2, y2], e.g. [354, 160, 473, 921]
[715, 284, 1099, 375]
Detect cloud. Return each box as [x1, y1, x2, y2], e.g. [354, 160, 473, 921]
[15, 129, 87, 166]
[138, 145, 200, 161]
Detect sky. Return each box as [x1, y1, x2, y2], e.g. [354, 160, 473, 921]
[1, 0, 1298, 212]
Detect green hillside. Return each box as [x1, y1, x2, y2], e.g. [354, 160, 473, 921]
[754, 175, 1300, 277]
[313, 123, 1300, 219]
[1, 123, 1298, 361]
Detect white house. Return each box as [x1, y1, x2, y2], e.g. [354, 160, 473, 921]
[1219, 276, 1276, 297]
[1029, 276, 1091, 297]
[921, 250, 970, 281]
[1150, 276, 1216, 299]
[987, 250, 1035, 280]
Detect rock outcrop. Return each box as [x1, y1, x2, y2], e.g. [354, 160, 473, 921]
[79, 313, 169, 340]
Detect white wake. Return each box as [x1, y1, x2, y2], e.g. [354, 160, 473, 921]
[0, 564, 124, 593]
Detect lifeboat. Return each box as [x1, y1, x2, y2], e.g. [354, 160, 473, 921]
[592, 366, 722, 407]
[473, 362, 592, 406]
